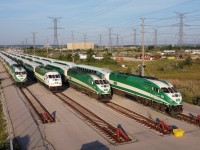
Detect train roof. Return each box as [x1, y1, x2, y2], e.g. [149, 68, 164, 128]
[24, 60, 41, 68]
[46, 63, 70, 70]
[74, 64, 111, 74]
[1, 54, 18, 66]
[53, 60, 76, 67]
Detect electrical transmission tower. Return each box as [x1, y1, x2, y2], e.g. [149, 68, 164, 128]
[153, 28, 158, 47]
[175, 12, 188, 47]
[116, 34, 119, 47]
[31, 32, 37, 55]
[108, 28, 112, 49]
[48, 17, 63, 48]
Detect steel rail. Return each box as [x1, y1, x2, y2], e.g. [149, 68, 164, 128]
[54, 92, 132, 144]
[105, 102, 171, 135]
[19, 87, 55, 123]
[176, 113, 200, 127]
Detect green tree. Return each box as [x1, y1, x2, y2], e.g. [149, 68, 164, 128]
[86, 49, 95, 62]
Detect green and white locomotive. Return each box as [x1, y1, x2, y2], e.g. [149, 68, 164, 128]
[0, 53, 27, 85]
[109, 72, 183, 114]
[45, 63, 70, 83]
[67, 68, 112, 101]
[35, 66, 62, 90]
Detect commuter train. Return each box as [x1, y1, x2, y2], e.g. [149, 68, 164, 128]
[0, 53, 27, 86]
[109, 72, 182, 114]
[4, 52, 62, 90]
[67, 68, 112, 101]
[5, 53, 182, 113]
[69, 64, 183, 114]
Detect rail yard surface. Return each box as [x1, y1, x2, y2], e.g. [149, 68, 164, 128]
[1, 61, 200, 150]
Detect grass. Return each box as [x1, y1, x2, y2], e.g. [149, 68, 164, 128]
[0, 88, 8, 149]
[166, 79, 200, 104]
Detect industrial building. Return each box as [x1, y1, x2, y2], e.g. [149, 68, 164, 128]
[67, 42, 94, 50]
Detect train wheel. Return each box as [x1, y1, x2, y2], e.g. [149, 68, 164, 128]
[160, 104, 165, 112]
[143, 99, 149, 106]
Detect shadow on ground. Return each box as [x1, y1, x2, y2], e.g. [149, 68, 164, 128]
[80, 140, 109, 150]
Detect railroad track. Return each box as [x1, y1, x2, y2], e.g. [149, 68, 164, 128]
[176, 113, 200, 127]
[105, 102, 172, 135]
[19, 87, 55, 124]
[53, 92, 133, 144]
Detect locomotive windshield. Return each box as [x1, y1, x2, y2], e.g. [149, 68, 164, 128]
[172, 87, 178, 93]
[103, 80, 108, 84]
[168, 88, 174, 93]
[161, 87, 170, 93]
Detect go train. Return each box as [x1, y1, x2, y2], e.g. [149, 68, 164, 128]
[0, 52, 27, 85]
[4, 52, 183, 114]
[3, 52, 62, 90]
[67, 64, 183, 114]
[67, 68, 111, 100]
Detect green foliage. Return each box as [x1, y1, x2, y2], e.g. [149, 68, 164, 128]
[0, 140, 21, 150]
[74, 53, 80, 63]
[126, 66, 132, 74]
[0, 100, 7, 142]
[100, 54, 118, 65]
[184, 56, 193, 66]
[86, 49, 95, 62]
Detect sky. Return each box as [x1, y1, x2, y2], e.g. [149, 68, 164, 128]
[0, 0, 200, 46]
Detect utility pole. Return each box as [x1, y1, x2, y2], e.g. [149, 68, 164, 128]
[83, 33, 87, 50]
[46, 37, 49, 58]
[141, 18, 145, 76]
[99, 34, 102, 50]
[49, 17, 63, 48]
[31, 32, 37, 55]
[25, 38, 28, 54]
[71, 31, 74, 63]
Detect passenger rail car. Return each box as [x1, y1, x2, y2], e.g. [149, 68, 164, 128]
[67, 68, 112, 101]
[109, 72, 183, 114]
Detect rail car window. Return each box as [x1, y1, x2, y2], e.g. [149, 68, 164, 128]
[49, 75, 52, 78]
[95, 80, 100, 84]
[161, 87, 170, 93]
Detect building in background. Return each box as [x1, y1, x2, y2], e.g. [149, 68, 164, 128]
[67, 42, 94, 50]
